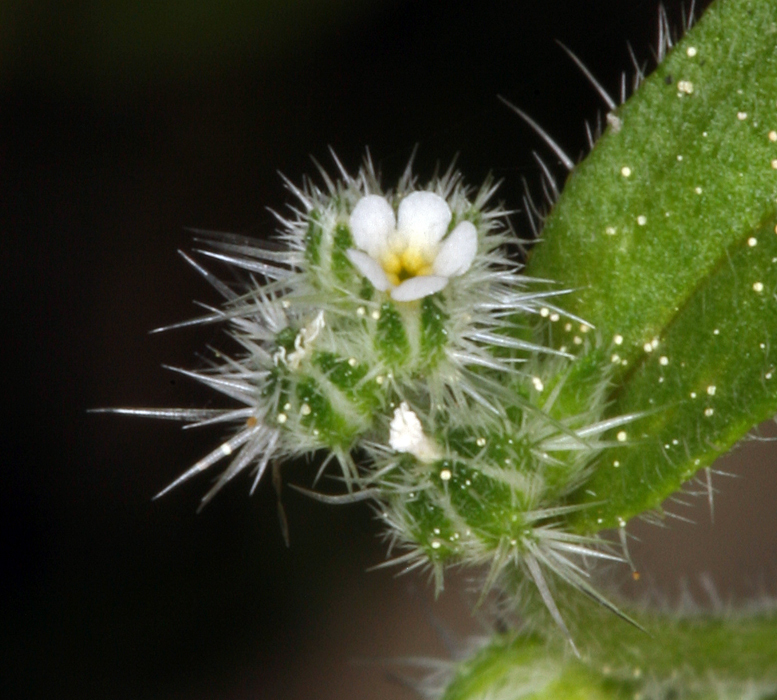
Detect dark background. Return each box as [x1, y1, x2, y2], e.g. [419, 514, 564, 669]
[4, 1, 776, 699]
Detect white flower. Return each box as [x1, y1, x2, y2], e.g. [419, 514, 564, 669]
[389, 402, 441, 463]
[346, 191, 478, 301]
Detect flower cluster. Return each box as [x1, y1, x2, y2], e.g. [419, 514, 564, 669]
[113, 154, 634, 633]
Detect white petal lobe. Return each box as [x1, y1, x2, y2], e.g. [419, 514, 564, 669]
[389, 402, 441, 462]
[389, 403, 425, 453]
[349, 195, 395, 258]
[397, 191, 452, 249]
[346, 249, 392, 291]
[391, 275, 449, 301]
[433, 221, 478, 277]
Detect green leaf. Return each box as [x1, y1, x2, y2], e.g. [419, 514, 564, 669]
[525, 0, 777, 532]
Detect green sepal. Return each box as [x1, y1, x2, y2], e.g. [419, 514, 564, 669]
[420, 295, 449, 362]
[304, 210, 323, 268]
[375, 301, 411, 365]
[313, 351, 380, 413]
[294, 376, 354, 448]
[331, 223, 354, 283]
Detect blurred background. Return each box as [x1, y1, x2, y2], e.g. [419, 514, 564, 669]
[3, 0, 776, 698]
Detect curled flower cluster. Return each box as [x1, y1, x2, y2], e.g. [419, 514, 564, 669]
[115, 154, 636, 632]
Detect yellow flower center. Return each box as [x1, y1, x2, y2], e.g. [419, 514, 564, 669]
[381, 246, 434, 285]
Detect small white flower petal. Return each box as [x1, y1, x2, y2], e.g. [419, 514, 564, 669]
[432, 221, 478, 277]
[349, 195, 395, 258]
[346, 249, 392, 291]
[389, 402, 441, 463]
[396, 191, 452, 249]
[391, 275, 448, 301]
[389, 402, 425, 453]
